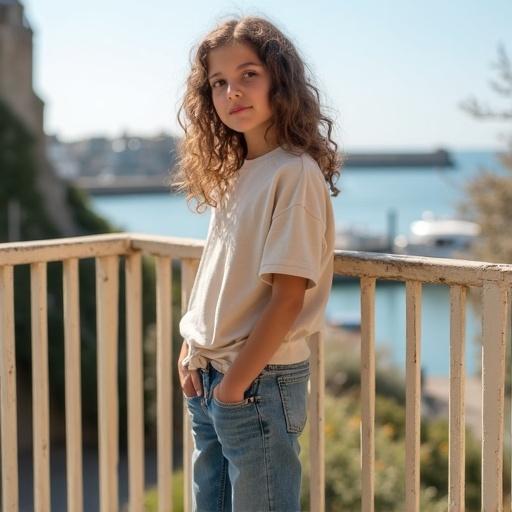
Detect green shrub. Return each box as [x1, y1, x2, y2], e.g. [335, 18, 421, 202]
[137, 469, 184, 512]
[323, 329, 406, 405]
[299, 393, 451, 511]
[302, 327, 501, 511]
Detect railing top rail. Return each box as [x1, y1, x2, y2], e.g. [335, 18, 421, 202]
[0, 233, 130, 265]
[0, 233, 511, 286]
[0, 232, 205, 265]
[335, 250, 512, 287]
[130, 233, 204, 259]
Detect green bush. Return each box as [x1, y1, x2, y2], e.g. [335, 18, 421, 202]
[299, 393, 451, 511]
[0, 99, 165, 447]
[300, 327, 504, 511]
[323, 331, 406, 405]
[127, 469, 184, 512]
[151, 328, 509, 510]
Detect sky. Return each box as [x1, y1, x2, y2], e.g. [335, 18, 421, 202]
[21, 0, 512, 150]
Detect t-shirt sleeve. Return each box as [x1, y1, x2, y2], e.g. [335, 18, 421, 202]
[258, 204, 326, 290]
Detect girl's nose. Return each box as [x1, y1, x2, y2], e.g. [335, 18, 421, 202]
[227, 85, 241, 99]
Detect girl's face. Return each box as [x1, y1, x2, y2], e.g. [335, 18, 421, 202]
[207, 42, 275, 146]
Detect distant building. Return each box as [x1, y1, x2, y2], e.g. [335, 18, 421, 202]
[48, 132, 179, 181]
[47, 134, 81, 179]
[0, 0, 45, 135]
[0, 0, 80, 237]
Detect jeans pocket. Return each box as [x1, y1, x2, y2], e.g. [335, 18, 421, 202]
[212, 395, 250, 408]
[277, 371, 310, 433]
[211, 377, 259, 409]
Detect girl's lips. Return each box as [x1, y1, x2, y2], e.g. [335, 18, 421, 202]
[230, 106, 251, 114]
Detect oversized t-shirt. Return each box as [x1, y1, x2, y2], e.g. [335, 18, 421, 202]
[179, 145, 335, 373]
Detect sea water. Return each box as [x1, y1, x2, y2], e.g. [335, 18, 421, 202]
[90, 149, 507, 377]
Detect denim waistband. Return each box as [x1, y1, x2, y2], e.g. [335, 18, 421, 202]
[199, 358, 310, 377]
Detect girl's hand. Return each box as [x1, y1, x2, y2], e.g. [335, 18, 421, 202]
[178, 341, 203, 397]
[181, 367, 202, 398]
[213, 380, 245, 404]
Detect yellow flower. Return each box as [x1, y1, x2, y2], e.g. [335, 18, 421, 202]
[375, 458, 386, 470]
[381, 423, 395, 438]
[349, 415, 360, 430]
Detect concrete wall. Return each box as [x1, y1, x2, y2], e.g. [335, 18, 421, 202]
[0, 2, 44, 136]
[0, 1, 83, 237]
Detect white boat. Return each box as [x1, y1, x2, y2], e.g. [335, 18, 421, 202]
[393, 211, 481, 258]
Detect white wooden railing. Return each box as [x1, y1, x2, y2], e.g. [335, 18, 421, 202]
[0, 233, 511, 511]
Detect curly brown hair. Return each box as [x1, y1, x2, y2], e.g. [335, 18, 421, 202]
[168, 14, 343, 213]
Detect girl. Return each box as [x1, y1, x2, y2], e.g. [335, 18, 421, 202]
[171, 14, 342, 512]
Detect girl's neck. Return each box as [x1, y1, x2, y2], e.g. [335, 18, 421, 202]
[246, 142, 281, 160]
[245, 131, 280, 160]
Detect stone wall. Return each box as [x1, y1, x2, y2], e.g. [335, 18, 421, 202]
[0, 1, 84, 237]
[0, 1, 42, 136]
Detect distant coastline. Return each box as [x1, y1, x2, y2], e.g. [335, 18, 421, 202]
[72, 175, 171, 195]
[342, 148, 453, 168]
[73, 148, 454, 195]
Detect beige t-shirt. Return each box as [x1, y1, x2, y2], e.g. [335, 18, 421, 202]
[179, 145, 335, 373]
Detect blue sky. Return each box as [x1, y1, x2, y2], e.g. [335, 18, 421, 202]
[22, 0, 512, 150]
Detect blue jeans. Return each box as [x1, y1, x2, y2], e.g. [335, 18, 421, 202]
[184, 358, 311, 512]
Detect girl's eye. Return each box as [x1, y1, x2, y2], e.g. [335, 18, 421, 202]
[210, 71, 257, 89]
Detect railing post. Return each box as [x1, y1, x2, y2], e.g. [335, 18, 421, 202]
[125, 251, 144, 512]
[63, 258, 84, 512]
[0, 265, 19, 512]
[360, 276, 376, 512]
[449, 284, 467, 511]
[31, 261, 51, 512]
[481, 281, 508, 512]
[155, 256, 172, 512]
[308, 330, 325, 512]
[181, 258, 200, 512]
[405, 280, 422, 512]
[96, 255, 119, 512]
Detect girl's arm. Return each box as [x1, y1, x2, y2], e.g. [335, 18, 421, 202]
[215, 273, 308, 402]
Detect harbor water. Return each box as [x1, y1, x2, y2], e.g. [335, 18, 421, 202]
[90, 149, 507, 378]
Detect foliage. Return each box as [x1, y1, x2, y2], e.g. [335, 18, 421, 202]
[456, 42, 512, 396]
[301, 331, 498, 512]
[302, 390, 508, 511]
[323, 333, 406, 405]
[150, 327, 502, 510]
[0, 100, 58, 239]
[0, 98, 161, 445]
[128, 469, 184, 512]
[300, 393, 455, 511]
